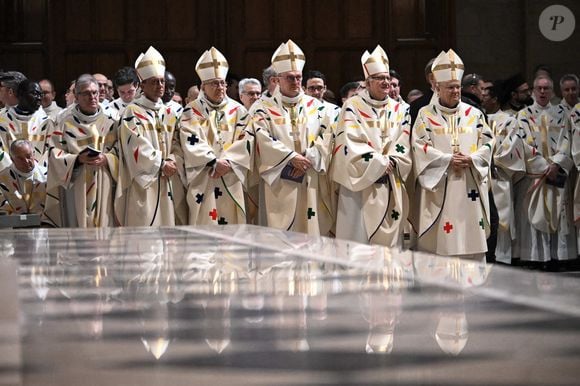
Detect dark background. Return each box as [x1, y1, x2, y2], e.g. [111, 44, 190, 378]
[0, 0, 577, 105]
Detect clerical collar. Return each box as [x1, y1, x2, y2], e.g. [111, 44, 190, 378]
[12, 163, 35, 179]
[9, 106, 36, 121]
[135, 95, 164, 112]
[360, 89, 389, 107]
[532, 101, 551, 111]
[74, 105, 101, 123]
[200, 91, 228, 110]
[273, 85, 303, 105]
[14, 106, 34, 115]
[561, 99, 576, 109]
[435, 99, 460, 114]
[43, 102, 59, 113]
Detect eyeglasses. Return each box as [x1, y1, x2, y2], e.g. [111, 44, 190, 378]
[281, 74, 302, 83]
[369, 75, 390, 82]
[205, 80, 227, 88]
[77, 90, 99, 98]
[534, 86, 552, 92]
[307, 86, 325, 92]
[242, 91, 261, 97]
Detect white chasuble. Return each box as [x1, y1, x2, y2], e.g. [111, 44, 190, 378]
[249, 88, 334, 236]
[180, 96, 251, 225]
[412, 101, 494, 256]
[44, 106, 118, 227]
[114, 96, 181, 226]
[331, 91, 412, 247]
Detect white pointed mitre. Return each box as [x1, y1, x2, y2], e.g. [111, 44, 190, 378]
[361, 45, 390, 79]
[431, 49, 464, 83]
[195, 47, 229, 82]
[135, 46, 166, 80]
[271, 39, 305, 74]
[134, 53, 144, 69]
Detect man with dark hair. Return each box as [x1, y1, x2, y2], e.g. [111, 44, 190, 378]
[93, 73, 110, 105]
[303, 69, 340, 126]
[388, 69, 408, 109]
[500, 74, 532, 116]
[0, 79, 51, 171]
[461, 73, 485, 110]
[558, 73, 579, 115]
[39, 79, 62, 122]
[109, 66, 139, 117]
[303, 70, 327, 100]
[226, 72, 241, 102]
[163, 70, 183, 118]
[339, 81, 361, 105]
[0, 71, 27, 114]
[409, 57, 437, 126]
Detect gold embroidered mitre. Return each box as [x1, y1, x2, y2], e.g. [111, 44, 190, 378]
[271, 39, 306, 74]
[196, 47, 229, 82]
[361, 45, 390, 79]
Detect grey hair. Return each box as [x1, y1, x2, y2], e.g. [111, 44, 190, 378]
[0, 71, 27, 90]
[9, 139, 33, 155]
[238, 78, 262, 97]
[559, 73, 579, 89]
[74, 74, 98, 94]
[262, 66, 277, 87]
[533, 75, 554, 89]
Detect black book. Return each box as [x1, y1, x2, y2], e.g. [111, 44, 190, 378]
[280, 163, 304, 183]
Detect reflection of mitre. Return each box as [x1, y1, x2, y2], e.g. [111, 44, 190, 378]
[195, 47, 229, 82]
[361, 45, 390, 79]
[271, 39, 306, 74]
[431, 49, 464, 83]
[135, 46, 166, 80]
[435, 313, 468, 355]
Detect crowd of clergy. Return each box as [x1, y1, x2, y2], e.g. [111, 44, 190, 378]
[1, 40, 579, 268]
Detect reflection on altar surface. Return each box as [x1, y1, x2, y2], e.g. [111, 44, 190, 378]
[2, 225, 580, 386]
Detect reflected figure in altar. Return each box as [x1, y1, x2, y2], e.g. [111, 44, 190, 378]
[414, 254, 490, 355]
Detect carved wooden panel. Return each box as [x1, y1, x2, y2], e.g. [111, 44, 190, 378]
[0, 0, 455, 103]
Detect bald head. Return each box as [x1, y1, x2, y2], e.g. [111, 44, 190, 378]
[92, 73, 109, 102]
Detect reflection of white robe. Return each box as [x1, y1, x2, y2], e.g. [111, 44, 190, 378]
[412, 101, 494, 257]
[331, 92, 412, 247]
[514, 102, 576, 261]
